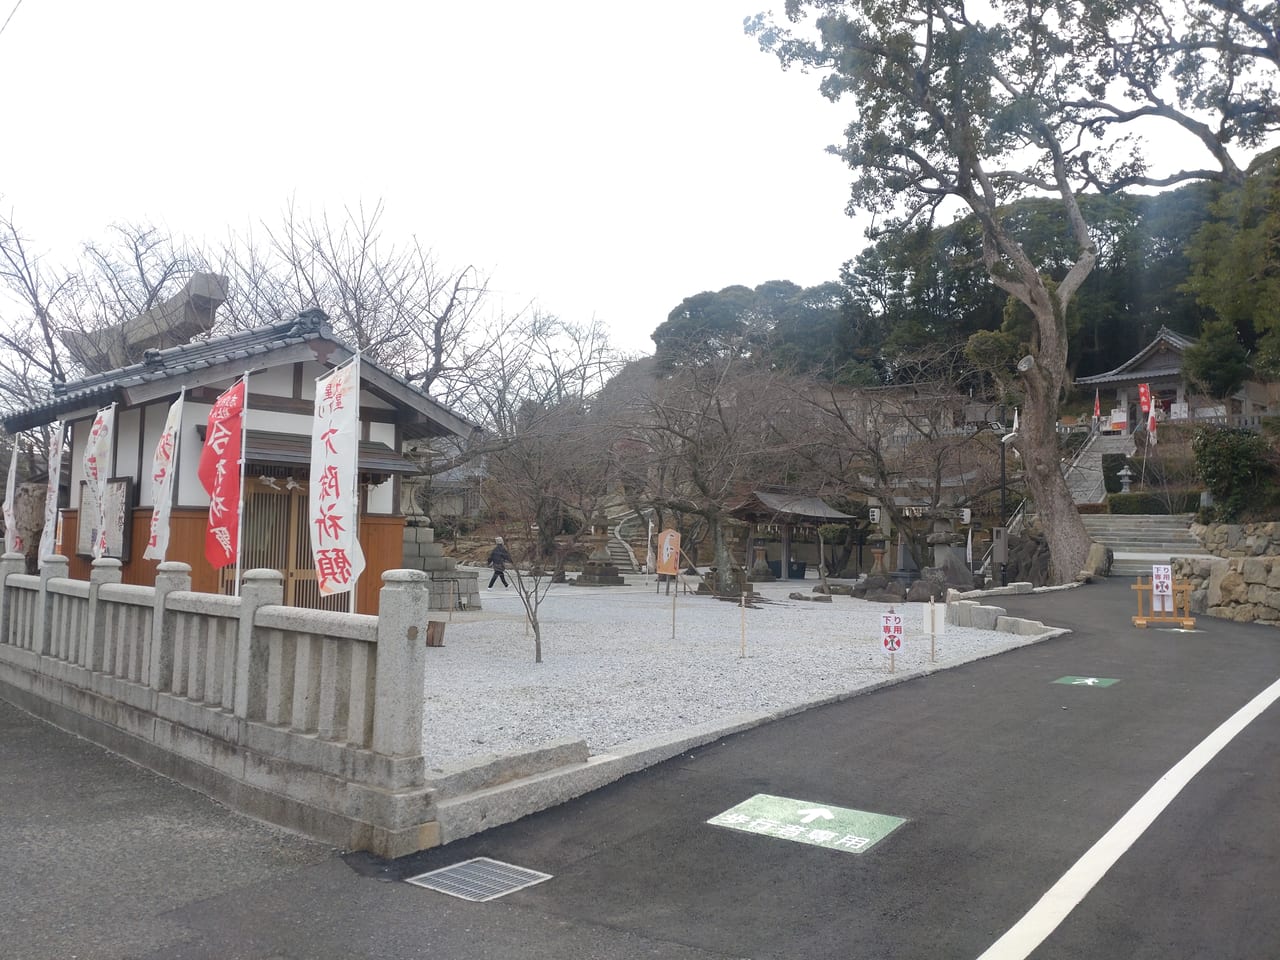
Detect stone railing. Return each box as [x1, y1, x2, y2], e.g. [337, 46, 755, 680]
[0, 553, 442, 857]
[1173, 555, 1280, 626]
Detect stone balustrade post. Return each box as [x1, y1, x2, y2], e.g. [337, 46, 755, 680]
[0, 551, 26, 647]
[371, 569, 429, 758]
[34, 555, 69, 656]
[85, 558, 123, 672]
[149, 561, 191, 692]
[233, 568, 283, 720]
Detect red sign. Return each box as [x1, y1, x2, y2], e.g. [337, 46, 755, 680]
[1138, 383, 1151, 414]
[199, 380, 246, 570]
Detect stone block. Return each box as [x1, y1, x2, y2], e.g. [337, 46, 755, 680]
[1219, 571, 1248, 605]
[994, 616, 1047, 636]
[1248, 583, 1268, 604]
[970, 604, 1007, 630]
[1010, 582, 1033, 594]
[1268, 562, 1280, 590]
[1242, 557, 1268, 584]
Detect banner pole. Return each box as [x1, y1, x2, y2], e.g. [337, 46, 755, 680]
[349, 350, 361, 615]
[740, 590, 746, 658]
[233, 373, 249, 597]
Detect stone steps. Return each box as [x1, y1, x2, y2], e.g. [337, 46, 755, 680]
[1080, 513, 1209, 576]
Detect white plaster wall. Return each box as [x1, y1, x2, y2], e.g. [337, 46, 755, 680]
[137, 400, 168, 507]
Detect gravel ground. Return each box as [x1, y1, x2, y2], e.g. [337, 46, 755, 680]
[421, 572, 1053, 771]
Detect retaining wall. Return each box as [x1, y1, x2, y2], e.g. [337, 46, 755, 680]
[1173, 555, 1280, 626]
[1190, 521, 1280, 559]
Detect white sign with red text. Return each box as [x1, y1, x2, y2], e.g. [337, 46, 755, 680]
[310, 358, 365, 597]
[144, 392, 184, 561]
[1152, 563, 1173, 613]
[82, 404, 116, 559]
[881, 611, 903, 653]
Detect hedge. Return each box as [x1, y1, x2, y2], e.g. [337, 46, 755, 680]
[1106, 491, 1202, 515]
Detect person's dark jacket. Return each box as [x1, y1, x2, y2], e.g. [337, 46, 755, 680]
[487, 544, 512, 571]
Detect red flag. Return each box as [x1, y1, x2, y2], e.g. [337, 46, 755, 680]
[1093, 389, 1100, 420]
[1138, 383, 1150, 414]
[199, 380, 246, 569]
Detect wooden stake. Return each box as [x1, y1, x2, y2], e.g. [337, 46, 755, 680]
[740, 590, 746, 658]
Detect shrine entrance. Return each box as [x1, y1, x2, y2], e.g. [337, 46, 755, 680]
[219, 479, 348, 611]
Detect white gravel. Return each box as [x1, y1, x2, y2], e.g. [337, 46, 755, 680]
[421, 572, 1053, 771]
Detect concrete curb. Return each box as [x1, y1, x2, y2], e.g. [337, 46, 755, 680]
[431, 622, 1072, 848]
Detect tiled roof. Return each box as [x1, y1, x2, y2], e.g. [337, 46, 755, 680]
[731, 490, 853, 521]
[2, 310, 477, 439]
[1075, 326, 1196, 386]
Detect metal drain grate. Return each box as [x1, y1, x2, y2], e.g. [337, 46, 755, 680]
[404, 857, 552, 902]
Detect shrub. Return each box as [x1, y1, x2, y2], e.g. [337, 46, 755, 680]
[1107, 491, 1201, 514]
[1192, 426, 1275, 522]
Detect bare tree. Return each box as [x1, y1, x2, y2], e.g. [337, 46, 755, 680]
[619, 351, 786, 596]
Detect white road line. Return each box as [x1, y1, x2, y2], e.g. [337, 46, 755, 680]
[977, 675, 1280, 960]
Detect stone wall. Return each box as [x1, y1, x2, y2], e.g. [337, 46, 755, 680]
[1172, 555, 1280, 625]
[1191, 521, 1280, 558]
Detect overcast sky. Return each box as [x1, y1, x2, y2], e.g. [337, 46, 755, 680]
[0, 1, 868, 356]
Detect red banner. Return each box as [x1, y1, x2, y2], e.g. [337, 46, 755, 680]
[1093, 389, 1100, 420]
[199, 380, 246, 569]
[1138, 383, 1150, 414]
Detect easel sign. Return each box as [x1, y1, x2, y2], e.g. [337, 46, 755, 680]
[1132, 572, 1196, 629]
[1152, 564, 1173, 613]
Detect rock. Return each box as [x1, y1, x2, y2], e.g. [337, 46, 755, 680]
[1083, 541, 1113, 578]
[1219, 571, 1248, 605]
[827, 584, 855, 596]
[1242, 557, 1268, 584]
[905, 579, 944, 602]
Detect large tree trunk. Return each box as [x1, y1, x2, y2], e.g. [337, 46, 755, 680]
[1015, 341, 1091, 584]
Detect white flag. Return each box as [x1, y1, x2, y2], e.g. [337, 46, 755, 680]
[82, 404, 116, 558]
[1147, 407, 1158, 445]
[645, 519, 655, 573]
[144, 393, 184, 561]
[4, 439, 18, 555]
[310, 358, 365, 596]
[966, 524, 973, 566]
[38, 425, 65, 567]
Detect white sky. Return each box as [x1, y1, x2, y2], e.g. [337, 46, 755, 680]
[0, 1, 866, 357]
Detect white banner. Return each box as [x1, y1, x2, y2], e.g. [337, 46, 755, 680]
[144, 393, 184, 561]
[38, 425, 65, 567]
[310, 358, 365, 596]
[82, 404, 115, 559]
[4, 439, 18, 554]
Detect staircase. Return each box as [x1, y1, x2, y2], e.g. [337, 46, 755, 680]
[605, 537, 637, 573]
[1066, 432, 1135, 504]
[1080, 513, 1212, 576]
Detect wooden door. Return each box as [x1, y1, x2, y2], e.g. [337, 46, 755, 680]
[223, 483, 349, 612]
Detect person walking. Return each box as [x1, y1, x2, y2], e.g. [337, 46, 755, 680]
[486, 537, 513, 588]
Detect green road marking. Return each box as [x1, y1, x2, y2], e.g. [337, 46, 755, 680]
[1053, 676, 1121, 687]
[707, 793, 906, 854]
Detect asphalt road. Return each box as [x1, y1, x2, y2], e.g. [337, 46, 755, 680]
[3, 577, 1277, 959]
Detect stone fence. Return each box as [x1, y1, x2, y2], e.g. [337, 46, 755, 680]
[0, 553, 445, 857]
